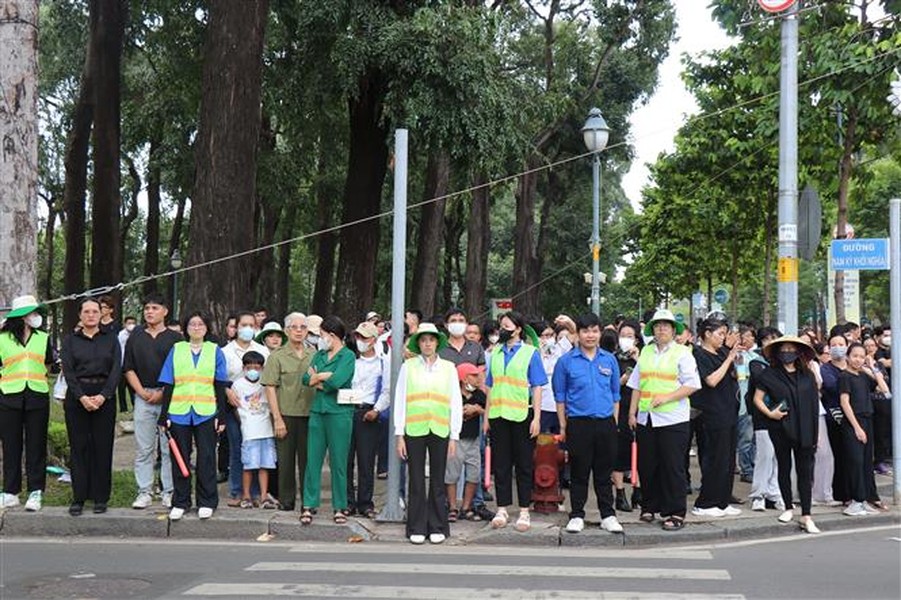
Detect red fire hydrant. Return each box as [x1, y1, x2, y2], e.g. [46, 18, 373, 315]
[531, 433, 565, 513]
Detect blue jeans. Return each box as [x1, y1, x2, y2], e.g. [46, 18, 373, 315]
[736, 413, 755, 478]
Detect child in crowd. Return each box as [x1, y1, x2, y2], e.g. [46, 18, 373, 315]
[445, 363, 486, 522]
[233, 351, 278, 509]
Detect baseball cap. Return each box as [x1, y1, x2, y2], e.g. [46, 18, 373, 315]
[456, 362, 484, 382]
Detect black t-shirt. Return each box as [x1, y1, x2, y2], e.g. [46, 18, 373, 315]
[122, 326, 184, 388]
[460, 388, 486, 439]
[838, 370, 875, 417]
[745, 356, 771, 431]
[691, 346, 739, 430]
[875, 347, 891, 386]
[617, 354, 637, 423]
[60, 328, 122, 400]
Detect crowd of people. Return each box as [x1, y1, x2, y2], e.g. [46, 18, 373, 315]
[0, 292, 893, 544]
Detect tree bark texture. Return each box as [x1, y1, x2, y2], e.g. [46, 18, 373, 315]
[311, 127, 340, 316]
[142, 135, 162, 296]
[0, 0, 39, 308]
[332, 71, 389, 322]
[183, 0, 269, 332]
[833, 107, 858, 325]
[464, 174, 490, 319]
[512, 158, 541, 316]
[88, 0, 126, 289]
[410, 150, 450, 317]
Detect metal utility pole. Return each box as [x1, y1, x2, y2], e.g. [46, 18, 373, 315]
[377, 129, 408, 522]
[890, 198, 900, 505]
[590, 154, 601, 317]
[776, 1, 799, 334]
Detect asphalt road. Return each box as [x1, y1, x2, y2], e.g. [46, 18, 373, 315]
[0, 525, 898, 599]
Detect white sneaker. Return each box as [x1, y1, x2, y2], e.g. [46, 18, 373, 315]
[565, 517, 585, 533]
[429, 533, 446, 544]
[198, 507, 213, 519]
[843, 501, 867, 516]
[132, 492, 153, 509]
[774, 500, 786, 512]
[1, 493, 20, 509]
[169, 507, 185, 521]
[601, 516, 624, 533]
[863, 502, 880, 514]
[409, 534, 426, 545]
[778, 509, 794, 523]
[751, 498, 766, 511]
[161, 492, 173, 508]
[691, 506, 725, 517]
[723, 505, 742, 516]
[24, 491, 42, 512]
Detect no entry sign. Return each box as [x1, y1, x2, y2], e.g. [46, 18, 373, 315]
[757, 0, 796, 12]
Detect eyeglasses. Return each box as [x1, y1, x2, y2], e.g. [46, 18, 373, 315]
[187, 323, 206, 329]
[286, 325, 307, 331]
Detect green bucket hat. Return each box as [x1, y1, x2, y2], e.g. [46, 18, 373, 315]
[255, 321, 287, 345]
[406, 322, 449, 354]
[6, 295, 47, 319]
[643, 309, 685, 337]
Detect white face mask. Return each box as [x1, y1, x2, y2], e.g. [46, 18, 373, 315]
[25, 314, 43, 329]
[237, 326, 255, 342]
[125, 323, 136, 333]
[488, 334, 500, 345]
[464, 383, 477, 392]
[318, 336, 332, 352]
[447, 322, 466, 338]
[618, 337, 634, 353]
[356, 340, 372, 354]
[883, 336, 892, 347]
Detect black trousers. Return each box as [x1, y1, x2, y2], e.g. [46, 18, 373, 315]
[489, 416, 534, 508]
[825, 416, 849, 502]
[169, 418, 219, 510]
[873, 397, 893, 464]
[686, 416, 706, 489]
[64, 389, 116, 504]
[0, 391, 50, 494]
[567, 417, 617, 519]
[638, 419, 689, 518]
[405, 433, 449, 537]
[769, 426, 814, 516]
[695, 425, 737, 510]
[842, 416, 879, 502]
[347, 407, 381, 512]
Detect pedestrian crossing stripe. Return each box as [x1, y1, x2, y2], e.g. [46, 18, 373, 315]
[285, 545, 715, 560]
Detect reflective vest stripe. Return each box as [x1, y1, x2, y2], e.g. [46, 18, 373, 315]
[0, 331, 49, 394]
[2, 352, 45, 367]
[169, 341, 217, 417]
[404, 358, 455, 437]
[637, 343, 687, 414]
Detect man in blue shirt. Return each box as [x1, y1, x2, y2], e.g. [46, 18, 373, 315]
[553, 313, 623, 534]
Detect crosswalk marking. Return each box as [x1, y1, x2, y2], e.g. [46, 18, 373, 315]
[182, 583, 745, 599]
[285, 545, 715, 560]
[245, 561, 731, 580]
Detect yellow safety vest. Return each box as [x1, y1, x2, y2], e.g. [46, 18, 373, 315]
[637, 342, 689, 413]
[404, 357, 456, 438]
[488, 343, 535, 422]
[0, 331, 49, 394]
[170, 341, 217, 416]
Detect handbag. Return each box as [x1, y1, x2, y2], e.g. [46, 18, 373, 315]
[337, 389, 362, 405]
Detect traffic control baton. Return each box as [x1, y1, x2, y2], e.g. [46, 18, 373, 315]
[165, 430, 190, 478]
[484, 434, 492, 491]
[630, 431, 639, 487]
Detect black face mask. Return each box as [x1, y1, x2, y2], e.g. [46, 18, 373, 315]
[778, 351, 799, 365]
[498, 329, 515, 344]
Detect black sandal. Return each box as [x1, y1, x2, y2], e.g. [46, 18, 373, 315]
[639, 512, 655, 523]
[300, 509, 313, 525]
[661, 516, 684, 531]
[463, 508, 482, 522]
[448, 508, 459, 523]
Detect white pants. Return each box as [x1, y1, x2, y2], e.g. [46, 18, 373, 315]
[812, 415, 835, 503]
[749, 430, 781, 501]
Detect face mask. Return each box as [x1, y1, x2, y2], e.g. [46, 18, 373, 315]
[488, 334, 500, 345]
[830, 346, 847, 360]
[883, 336, 892, 347]
[447, 323, 466, 337]
[317, 336, 332, 352]
[245, 369, 260, 382]
[498, 329, 514, 344]
[778, 351, 799, 365]
[356, 340, 371, 354]
[238, 326, 254, 342]
[305, 334, 320, 348]
[125, 323, 136, 332]
[541, 338, 554, 353]
[464, 383, 477, 392]
[618, 337, 634, 353]
[25, 314, 43, 329]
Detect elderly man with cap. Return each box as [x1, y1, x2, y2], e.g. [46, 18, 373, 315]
[261, 312, 315, 512]
[346, 321, 391, 518]
[394, 323, 463, 544]
[627, 309, 701, 531]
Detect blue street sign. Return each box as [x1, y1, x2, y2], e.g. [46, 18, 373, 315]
[830, 238, 891, 271]
[713, 289, 729, 305]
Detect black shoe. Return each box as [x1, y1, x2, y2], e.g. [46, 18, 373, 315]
[764, 499, 777, 510]
[482, 490, 493, 502]
[615, 490, 633, 512]
[216, 471, 229, 483]
[631, 488, 643, 510]
[93, 503, 107, 514]
[739, 475, 753, 484]
[730, 496, 745, 505]
[279, 504, 295, 512]
[69, 502, 84, 516]
[475, 505, 495, 521]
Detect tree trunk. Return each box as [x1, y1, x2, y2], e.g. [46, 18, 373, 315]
[410, 150, 450, 316]
[182, 0, 269, 332]
[121, 154, 140, 287]
[833, 108, 858, 325]
[89, 0, 126, 290]
[0, 0, 39, 308]
[512, 157, 541, 316]
[332, 71, 389, 322]
[311, 127, 339, 316]
[441, 199, 465, 310]
[143, 135, 162, 296]
[275, 202, 297, 317]
[62, 13, 96, 331]
[42, 196, 56, 301]
[464, 174, 490, 319]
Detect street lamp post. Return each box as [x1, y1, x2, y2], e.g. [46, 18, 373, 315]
[170, 250, 183, 320]
[582, 108, 610, 318]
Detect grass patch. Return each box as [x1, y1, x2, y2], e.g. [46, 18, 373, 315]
[42, 469, 137, 508]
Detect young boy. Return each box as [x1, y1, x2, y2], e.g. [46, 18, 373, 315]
[233, 351, 278, 509]
[445, 363, 486, 521]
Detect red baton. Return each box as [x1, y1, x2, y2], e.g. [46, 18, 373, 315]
[630, 435, 640, 487]
[166, 430, 190, 478]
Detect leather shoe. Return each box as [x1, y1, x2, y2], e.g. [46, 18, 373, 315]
[93, 503, 107, 514]
[69, 502, 84, 516]
[730, 496, 745, 505]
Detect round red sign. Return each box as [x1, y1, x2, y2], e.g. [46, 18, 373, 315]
[757, 0, 796, 12]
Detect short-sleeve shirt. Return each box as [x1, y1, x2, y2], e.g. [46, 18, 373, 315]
[221, 340, 270, 383]
[233, 377, 274, 440]
[122, 326, 183, 388]
[485, 342, 548, 388]
[552, 346, 620, 418]
[839, 370, 875, 417]
[158, 344, 230, 426]
[461, 388, 486, 439]
[439, 339, 486, 367]
[691, 346, 739, 430]
[260, 344, 315, 417]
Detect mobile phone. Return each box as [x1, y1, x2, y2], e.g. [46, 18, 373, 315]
[777, 400, 789, 413]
